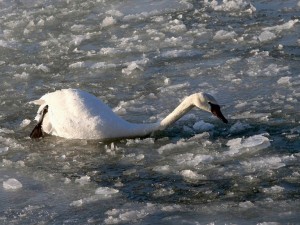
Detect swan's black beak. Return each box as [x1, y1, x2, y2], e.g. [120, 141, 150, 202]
[209, 102, 228, 124]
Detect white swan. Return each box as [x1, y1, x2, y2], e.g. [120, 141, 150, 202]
[30, 89, 228, 140]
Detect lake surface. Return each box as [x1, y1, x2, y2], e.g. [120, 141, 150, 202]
[0, 0, 300, 224]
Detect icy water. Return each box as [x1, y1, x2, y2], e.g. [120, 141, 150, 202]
[0, 0, 300, 224]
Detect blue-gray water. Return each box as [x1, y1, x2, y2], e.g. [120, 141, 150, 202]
[0, 0, 300, 224]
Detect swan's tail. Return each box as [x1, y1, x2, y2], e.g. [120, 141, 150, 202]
[29, 99, 46, 105]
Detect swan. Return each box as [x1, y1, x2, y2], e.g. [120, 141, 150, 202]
[30, 89, 228, 140]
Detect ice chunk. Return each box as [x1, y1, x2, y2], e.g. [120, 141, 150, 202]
[153, 165, 170, 173]
[277, 76, 291, 85]
[69, 61, 86, 69]
[20, 119, 31, 128]
[122, 62, 143, 75]
[239, 201, 254, 208]
[95, 187, 119, 196]
[104, 203, 157, 224]
[0, 147, 9, 154]
[75, 175, 90, 186]
[14, 72, 29, 79]
[175, 153, 213, 166]
[204, 0, 256, 13]
[102, 16, 117, 28]
[153, 188, 175, 197]
[263, 19, 299, 33]
[180, 169, 206, 181]
[258, 31, 276, 42]
[214, 30, 237, 41]
[193, 120, 214, 132]
[157, 140, 189, 154]
[241, 156, 285, 170]
[262, 185, 285, 194]
[226, 134, 271, 156]
[0, 128, 14, 134]
[70, 199, 83, 207]
[37, 64, 50, 73]
[3, 178, 22, 190]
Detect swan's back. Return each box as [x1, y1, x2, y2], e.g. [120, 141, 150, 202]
[35, 89, 131, 139]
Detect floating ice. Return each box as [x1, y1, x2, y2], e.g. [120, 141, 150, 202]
[152, 165, 171, 173]
[0, 147, 9, 153]
[214, 30, 237, 41]
[20, 119, 31, 128]
[239, 201, 254, 208]
[180, 169, 206, 181]
[175, 153, 213, 166]
[14, 72, 29, 79]
[70, 187, 119, 207]
[69, 61, 86, 68]
[192, 120, 214, 132]
[226, 134, 271, 156]
[152, 188, 175, 197]
[104, 203, 157, 224]
[3, 178, 22, 190]
[102, 16, 117, 28]
[122, 62, 143, 75]
[0, 128, 14, 134]
[75, 175, 90, 186]
[277, 76, 291, 85]
[204, 0, 256, 13]
[241, 156, 286, 170]
[157, 140, 192, 154]
[262, 185, 285, 194]
[263, 19, 299, 33]
[95, 187, 119, 196]
[258, 31, 276, 42]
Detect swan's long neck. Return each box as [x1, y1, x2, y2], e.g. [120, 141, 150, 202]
[159, 94, 196, 129]
[112, 94, 201, 139]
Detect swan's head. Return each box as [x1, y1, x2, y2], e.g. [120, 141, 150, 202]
[194, 92, 228, 123]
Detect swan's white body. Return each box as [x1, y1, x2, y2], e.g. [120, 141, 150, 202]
[31, 89, 226, 140]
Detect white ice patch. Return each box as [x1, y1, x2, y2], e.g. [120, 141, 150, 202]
[262, 185, 285, 194]
[122, 58, 149, 75]
[0, 147, 9, 153]
[226, 134, 271, 156]
[152, 165, 171, 173]
[174, 153, 213, 166]
[157, 140, 192, 154]
[95, 187, 119, 196]
[180, 169, 206, 181]
[20, 119, 31, 128]
[0, 128, 14, 134]
[75, 175, 90, 186]
[258, 31, 276, 42]
[3, 178, 22, 190]
[213, 30, 237, 41]
[104, 203, 157, 224]
[204, 0, 256, 13]
[241, 156, 286, 171]
[14, 72, 29, 79]
[70, 187, 119, 207]
[263, 19, 299, 33]
[102, 16, 117, 28]
[277, 76, 291, 85]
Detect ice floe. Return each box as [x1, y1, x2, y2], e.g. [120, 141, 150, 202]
[3, 178, 22, 190]
[226, 134, 271, 156]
